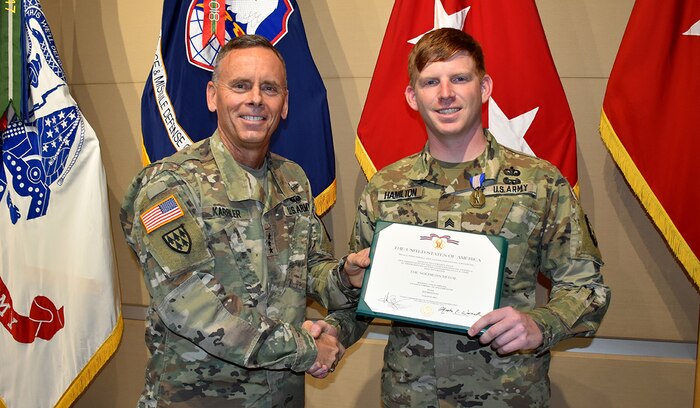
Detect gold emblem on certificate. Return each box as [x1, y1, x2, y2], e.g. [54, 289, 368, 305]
[433, 237, 445, 249]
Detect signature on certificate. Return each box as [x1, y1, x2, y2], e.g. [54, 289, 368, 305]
[438, 306, 482, 317]
[378, 292, 410, 309]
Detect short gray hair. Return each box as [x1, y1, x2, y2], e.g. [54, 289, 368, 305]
[211, 34, 287, 85]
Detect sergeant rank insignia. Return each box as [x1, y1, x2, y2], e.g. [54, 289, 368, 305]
[162, 224, 192, 254]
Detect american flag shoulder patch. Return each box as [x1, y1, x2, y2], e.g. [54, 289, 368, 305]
[140, 195, 185, 234]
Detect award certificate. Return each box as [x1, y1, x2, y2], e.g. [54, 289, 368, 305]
[357, 221, 507, 333]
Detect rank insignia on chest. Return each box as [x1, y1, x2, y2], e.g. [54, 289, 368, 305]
[378, 187, 423, 201]
[266, 230, 278, 256]
[162, 224, 192, 254]
[438, 211, 461, 230]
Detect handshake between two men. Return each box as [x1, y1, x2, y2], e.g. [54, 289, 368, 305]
[303, 248, 370, 379]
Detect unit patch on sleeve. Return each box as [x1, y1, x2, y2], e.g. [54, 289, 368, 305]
[140, 195, 185, 233]
[162, 224, 192, 254]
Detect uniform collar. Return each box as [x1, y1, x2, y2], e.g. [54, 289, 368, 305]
[211, 132, 298, 207]
[406, 130, 504, 190]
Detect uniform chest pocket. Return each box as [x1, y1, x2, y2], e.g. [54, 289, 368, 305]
[481, 200, 541, 279]
[203, 216, 264, 293]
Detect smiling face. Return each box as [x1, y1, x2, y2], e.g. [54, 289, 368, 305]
[405, 51, 492, 143]
[206, 46, 288, 161]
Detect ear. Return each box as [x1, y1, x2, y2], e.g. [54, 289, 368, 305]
[405, 85, 419, 111]
[206, 81, 217, 113]
[281, 90, 289, 120]
[480, 74, 493, 103]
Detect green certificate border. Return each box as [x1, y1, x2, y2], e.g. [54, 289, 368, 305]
[356, 220, 508, 333]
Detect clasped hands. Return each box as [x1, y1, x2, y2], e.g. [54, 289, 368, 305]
[302, 320, 343, 379]
[303, 249, 370, 378]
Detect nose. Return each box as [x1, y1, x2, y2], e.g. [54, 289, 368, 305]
[248, 85, 263, 105]
[438, 82, 454, 100]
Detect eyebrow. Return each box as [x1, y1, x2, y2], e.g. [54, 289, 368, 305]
[225, 78, 284, 87]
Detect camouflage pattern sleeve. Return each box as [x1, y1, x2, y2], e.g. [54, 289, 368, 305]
[121, 166, 318, 372]
[304, 185, 361, 309]
[324, 309, 372, 348]
[350, 186, 379, 252]
[323, 186, 378, 347]
[526, 179, 611, 351]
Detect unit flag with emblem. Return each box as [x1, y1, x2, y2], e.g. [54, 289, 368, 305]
[141, 0, 336, 215]
[0, 1, 122, 407]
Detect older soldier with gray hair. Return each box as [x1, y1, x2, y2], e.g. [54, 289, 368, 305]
[121, 34, 369, 407]
[325, 28, 611, 407]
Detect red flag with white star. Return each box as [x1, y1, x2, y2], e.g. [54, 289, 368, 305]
[600, 0, 700, 285]
[356, 0, 577, 189]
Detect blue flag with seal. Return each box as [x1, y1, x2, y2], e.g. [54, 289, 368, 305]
[142, 0, 336, 215]
[0, 1, 122, 407]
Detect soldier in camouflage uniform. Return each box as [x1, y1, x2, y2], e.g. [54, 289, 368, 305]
[326, 28, 611, 407]
[121, 35, 368, 407]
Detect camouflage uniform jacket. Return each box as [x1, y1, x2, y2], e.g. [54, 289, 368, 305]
[333, 131, 610, 407]
[121, 132, 359, 408]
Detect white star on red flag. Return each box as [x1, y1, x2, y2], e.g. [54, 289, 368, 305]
[683, 20, 700, 35]
[488, 99, 538, 156]
[408, 0, 470, 44]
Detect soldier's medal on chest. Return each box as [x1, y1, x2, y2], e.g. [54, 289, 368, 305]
[469, 173, 486, 208]
[470, 188, 485, 208]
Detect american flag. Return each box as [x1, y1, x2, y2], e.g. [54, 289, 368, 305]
[140, 195, 184, 233]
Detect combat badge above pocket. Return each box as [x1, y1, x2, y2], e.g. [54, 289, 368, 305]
[140, 193, 213, 277]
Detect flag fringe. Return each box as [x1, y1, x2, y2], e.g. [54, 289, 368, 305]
[600, 109, 699, 287]
[55, 314, 125, 408]
[141, 140, 151, 166]
[314, 179, 336, 217]
[354, 136, 377, 181]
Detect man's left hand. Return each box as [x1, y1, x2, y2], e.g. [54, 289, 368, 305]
[467, 306, 543, 355]
[343, 248, 371, 288]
